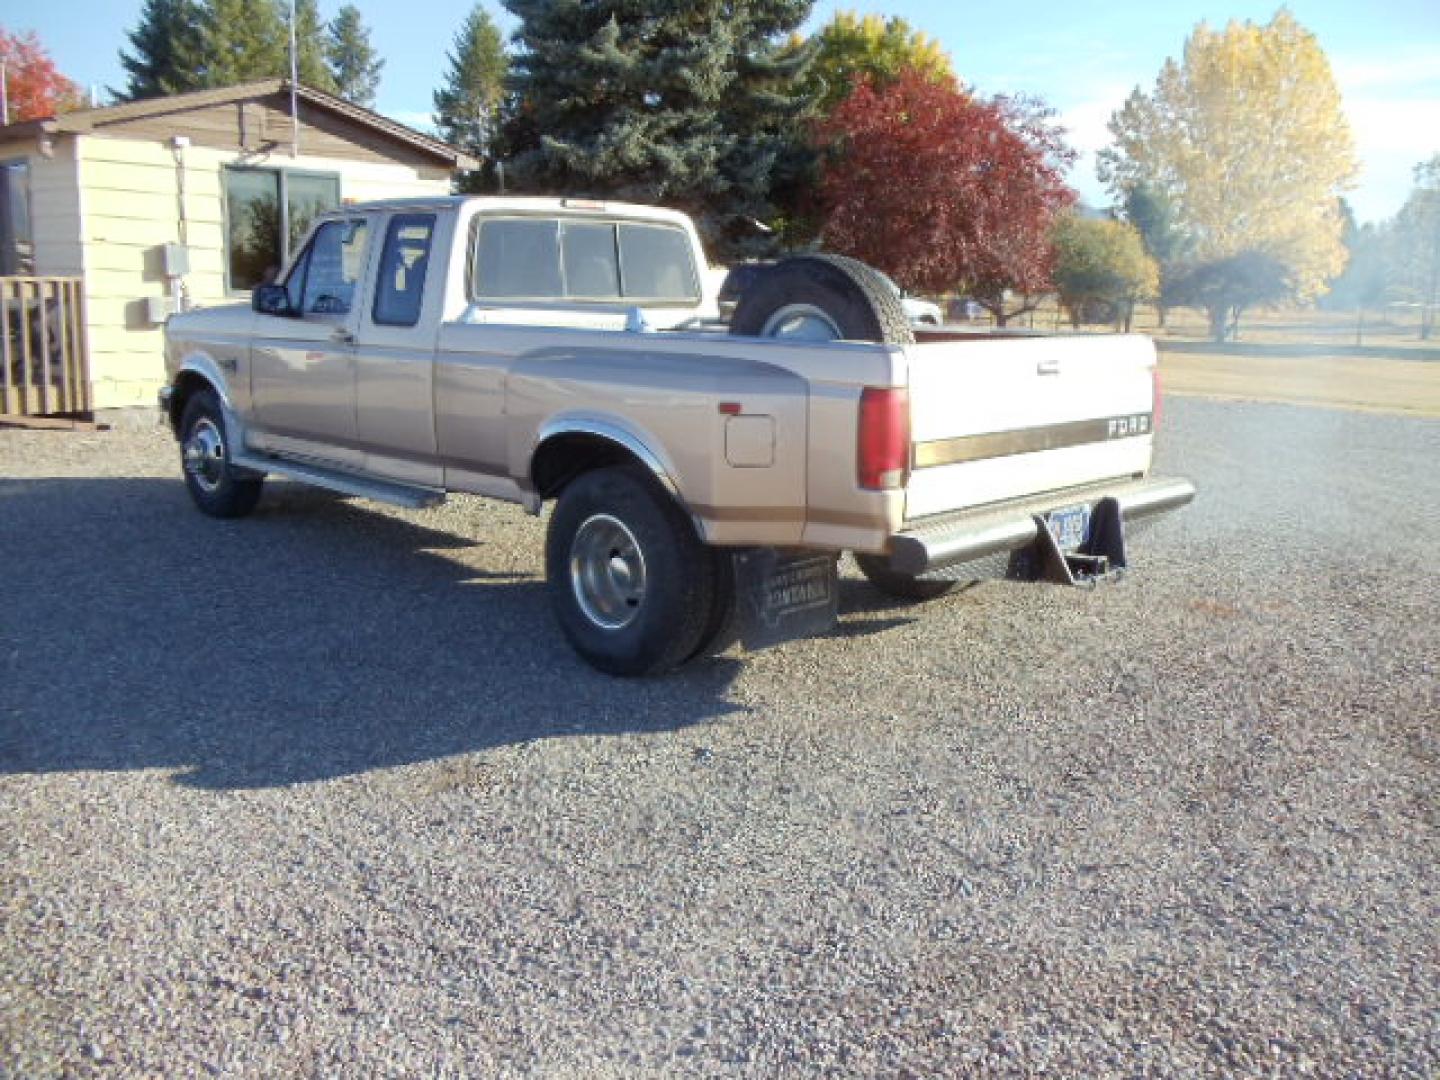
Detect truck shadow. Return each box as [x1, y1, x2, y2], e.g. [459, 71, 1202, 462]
[0, 477, 746, 790]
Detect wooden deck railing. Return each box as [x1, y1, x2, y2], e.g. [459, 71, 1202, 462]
[2, 277, 91, 419]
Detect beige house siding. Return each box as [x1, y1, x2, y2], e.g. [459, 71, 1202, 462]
[75, 135, 452, 409]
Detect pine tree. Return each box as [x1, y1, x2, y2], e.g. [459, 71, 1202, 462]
[117, 0, 207, 100]
[432, 5, 508, 189]
[198, 0, 288, 88]
[290, 0, 336, 92]
[326, 4, 383, 107]
[503, 0, 816, 257]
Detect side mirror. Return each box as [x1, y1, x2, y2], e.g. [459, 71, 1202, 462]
[252, 284, 294, 316]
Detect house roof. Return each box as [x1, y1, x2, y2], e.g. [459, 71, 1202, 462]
[0, 79, 478, 170]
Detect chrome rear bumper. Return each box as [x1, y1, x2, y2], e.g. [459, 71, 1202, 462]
[888, 476, 1196, 576]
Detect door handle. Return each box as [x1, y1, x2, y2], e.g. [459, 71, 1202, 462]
[331, 328, 356, 345]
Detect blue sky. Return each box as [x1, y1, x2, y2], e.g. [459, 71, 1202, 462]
[11, 0, 1439, 223]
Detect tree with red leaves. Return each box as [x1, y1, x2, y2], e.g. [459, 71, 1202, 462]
[0, 27, 83, 124]
[815, 70, 1076, 325]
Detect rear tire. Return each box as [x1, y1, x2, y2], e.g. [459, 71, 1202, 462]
[179, 388, 263, 519]
[854, 553, 957, 601]
[729, 255, 915, 345]
[546, 466, 716, 676]
[687, 550, 741, 661]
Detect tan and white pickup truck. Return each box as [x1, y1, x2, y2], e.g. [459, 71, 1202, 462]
[160, 196, 1194, 675]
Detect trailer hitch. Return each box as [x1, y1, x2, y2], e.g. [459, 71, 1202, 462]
[1028, 496, 1128, 587]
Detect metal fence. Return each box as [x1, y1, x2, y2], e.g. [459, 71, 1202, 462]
[2, 277, 91, 419]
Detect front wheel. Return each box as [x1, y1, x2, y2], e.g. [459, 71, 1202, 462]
[546, 466, 717, 676]
[854, 553, 957, 601]
[179, 389, 263, 518]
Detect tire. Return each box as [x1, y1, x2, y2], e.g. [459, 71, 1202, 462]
[546, 466, 716, 676]
[178, 388, 263, 518]
[687, 549, 741, 662]
[854, 552, 957, 601]
[729, 255, 915, 345]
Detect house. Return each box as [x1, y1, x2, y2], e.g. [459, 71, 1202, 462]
[0, 79, 476, 417]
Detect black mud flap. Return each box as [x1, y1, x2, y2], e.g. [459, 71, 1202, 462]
[1008, 496, 1129, 586]
[731, 548, 840, 650]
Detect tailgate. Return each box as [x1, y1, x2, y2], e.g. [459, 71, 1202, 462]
[904, 334, 1156, 521]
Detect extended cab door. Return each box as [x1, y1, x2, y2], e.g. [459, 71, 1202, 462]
[250, 215, 372, 458]
[353, 211, 443, 486]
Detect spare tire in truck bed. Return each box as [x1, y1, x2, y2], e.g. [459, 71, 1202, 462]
[729, 254, 915, 345]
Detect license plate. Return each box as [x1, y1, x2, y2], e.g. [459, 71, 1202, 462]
[1046, 504, 1091, 551]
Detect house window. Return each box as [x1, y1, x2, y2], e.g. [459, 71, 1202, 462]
[224, 166, 340, 293]
[0, 159, 34, 276]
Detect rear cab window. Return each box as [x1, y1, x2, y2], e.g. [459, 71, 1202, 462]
[471, 216, 700, 306]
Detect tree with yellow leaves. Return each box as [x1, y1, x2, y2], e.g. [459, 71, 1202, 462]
[1100, 9, 1356, 340]
[1051, 215, 1160, 332]
[805, 11, 955, 113]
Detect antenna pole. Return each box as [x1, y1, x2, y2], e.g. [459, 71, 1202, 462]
[289, 0, 300, 157]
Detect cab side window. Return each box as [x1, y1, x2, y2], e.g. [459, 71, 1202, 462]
[285, 218, 369, 317]
[373, 214, 436, 327]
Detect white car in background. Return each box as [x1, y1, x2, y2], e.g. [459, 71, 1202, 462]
[876, 270, 944, 328]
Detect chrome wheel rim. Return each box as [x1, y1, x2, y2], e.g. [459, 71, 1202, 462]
[183, 417, 226, 494]
[569, 513, 646, 631]
[760, 303, 843, 341]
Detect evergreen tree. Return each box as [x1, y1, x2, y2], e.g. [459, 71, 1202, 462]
[290, 0, 336, 92]
[326, 4, 383, 107]
[117, 0, 207, 100]
[432, 5, 508, 191]
[1120, 183, 1189, 326]
[503, 0, 816, 257]
[198, 0, 288, 88]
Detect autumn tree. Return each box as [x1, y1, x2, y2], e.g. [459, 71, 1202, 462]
[804, 11, 953, 112]
[1051, 214, 1159, 331]
[432, 5, 507, 191]
[117, 0, 207, 100]
[815, 70, 1075, 326]
[503, 0, 816, 257]
[326, 4, 383, 108]
[1393, 156, 1440, 340]
[1100, 10, 1356, 340]
[0, 27, 83, 120]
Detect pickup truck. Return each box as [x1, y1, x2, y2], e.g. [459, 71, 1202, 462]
[160, 196, 1194, 675]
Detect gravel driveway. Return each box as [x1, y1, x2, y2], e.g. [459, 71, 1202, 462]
[2, 397, 1436, 1077]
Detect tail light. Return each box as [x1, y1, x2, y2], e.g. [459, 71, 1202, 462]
[858, 387, 910, 490]
[1152, 365, 1163, 432]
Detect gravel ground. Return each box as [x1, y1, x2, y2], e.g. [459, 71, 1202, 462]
[1, 397, 1436, 1077]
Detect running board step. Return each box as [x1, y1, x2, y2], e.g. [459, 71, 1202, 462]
[232, 450, 445, 510]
